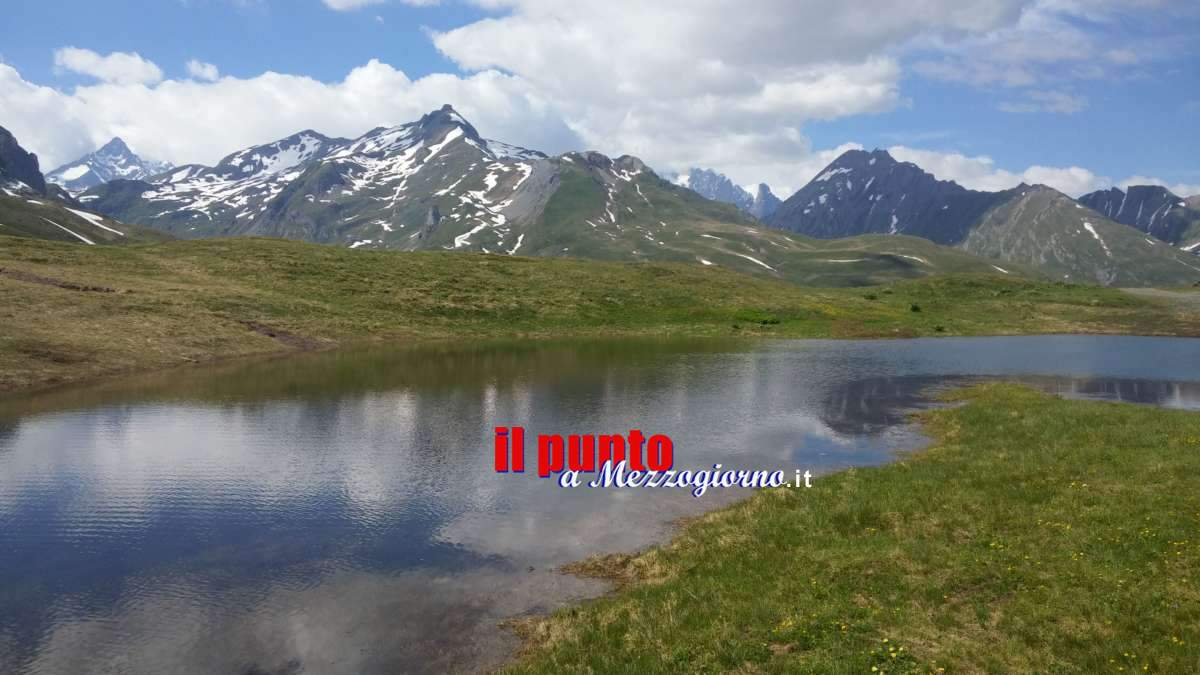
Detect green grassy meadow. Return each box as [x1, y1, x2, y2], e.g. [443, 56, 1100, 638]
[508, 385, 1200, 674]
[2, 234, 1198, 392]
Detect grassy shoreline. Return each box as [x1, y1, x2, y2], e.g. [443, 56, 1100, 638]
[507, 385, 1200, 674]
[3, 234, 1200, 395]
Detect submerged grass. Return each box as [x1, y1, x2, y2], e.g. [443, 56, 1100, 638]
[1, 235, 1198, 392]
[508, 384, 1200, 674]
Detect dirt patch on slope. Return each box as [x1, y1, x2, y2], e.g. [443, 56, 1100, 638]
[0, 267, 118, 293]
[238, 320, 325, 350]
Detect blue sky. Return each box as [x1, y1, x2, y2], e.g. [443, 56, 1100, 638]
[2, 1, 477, 84]
[1, 0, 1197, 196]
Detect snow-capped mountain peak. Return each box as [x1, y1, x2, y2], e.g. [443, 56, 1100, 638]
[47, 137, 172, 193]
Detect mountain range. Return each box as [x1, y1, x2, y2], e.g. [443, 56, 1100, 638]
[0, 115, 1015, 286]
[765, 149, 1200, 286]
[46, 138, 172, 193]
[3, 107, 1199, 288]
[82, 106, 551, 247]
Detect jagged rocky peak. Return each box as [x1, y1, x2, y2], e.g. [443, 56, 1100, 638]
[613, 155, 649, 175]
[824, 148, 985, 194]
[0, 125, 47, 195]
[97, 137, 132, 156]
[818, 148, 935, 185]
[1081, 186, 1125, 208]
[1079, 184, 1181, 221]
[560, 152, 652, 184]
[674, 167, 783, 221]
[750, 183, 781, 220]
[416, 104, 483, 143]
[830, 147, 893, 168]
[570, 150, 614, 168]
[680, 168, 754, 212]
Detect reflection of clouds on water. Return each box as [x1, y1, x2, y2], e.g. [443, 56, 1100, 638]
[437, 483, 747, 566]
[3, 336, 1200, 674]
[0, 382, 536, 533]
[25, 565, 604, 675]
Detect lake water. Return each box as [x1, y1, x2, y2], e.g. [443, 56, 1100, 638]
[2, 335, 1199, 674]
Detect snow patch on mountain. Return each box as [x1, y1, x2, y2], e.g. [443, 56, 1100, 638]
[42, 218, 95, 245]
[65, 208, 123, 236]
[1082, 221, 1111, 257]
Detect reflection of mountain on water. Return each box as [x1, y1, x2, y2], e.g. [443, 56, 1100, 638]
[0, 337, 751, 423]
[1018, 377, 1200, 410]
[819, 376, 967, 436]
[0, 419, 16, 454]
[820, 375, 1200, 438]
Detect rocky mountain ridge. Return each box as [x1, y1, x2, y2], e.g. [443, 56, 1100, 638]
[677, 168, 781, 220]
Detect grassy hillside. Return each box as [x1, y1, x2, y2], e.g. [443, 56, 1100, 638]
[1184, 197, 1200, 253]
[0, 192, 170, 245]
[965, 187, 1200, 286]
[1, 235, 1197, 393]
[508, 385, 1200, 673]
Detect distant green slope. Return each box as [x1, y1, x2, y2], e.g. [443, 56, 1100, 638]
[0, 192, 170, 245]
[964, 187, 1200, 286]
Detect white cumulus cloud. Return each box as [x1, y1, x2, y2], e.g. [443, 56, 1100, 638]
[53, 47, 164, 85]
[888, 146, 1107, 196]
[429, 0, 1036, 193]
[1119, 176, 1200, 199]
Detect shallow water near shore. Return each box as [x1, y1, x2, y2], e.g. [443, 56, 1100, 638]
[1, 335, 1199, 674]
